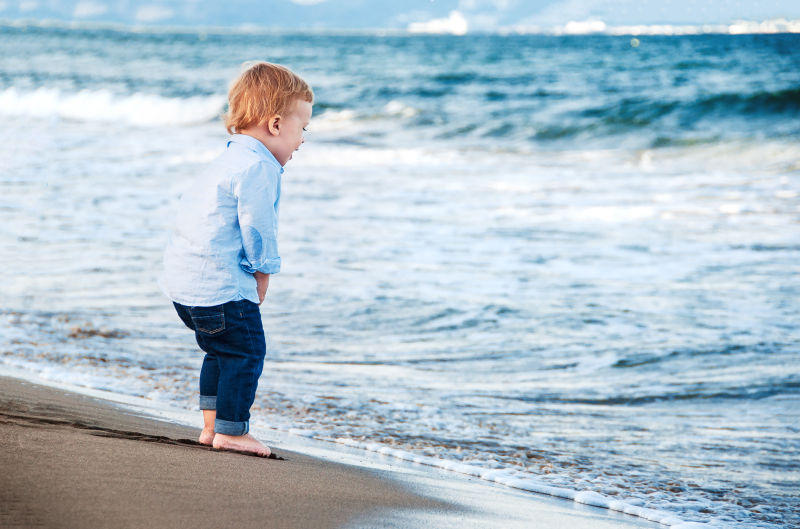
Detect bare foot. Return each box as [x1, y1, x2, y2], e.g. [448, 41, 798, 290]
[212, 433, 271, 457]
[198, 428, 214, 446]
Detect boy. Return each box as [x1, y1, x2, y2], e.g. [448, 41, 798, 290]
[160, 62, 313, 457]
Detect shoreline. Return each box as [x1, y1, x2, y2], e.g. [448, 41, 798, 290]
[0, 373, 666, 529]
[0, 374, 447, 529]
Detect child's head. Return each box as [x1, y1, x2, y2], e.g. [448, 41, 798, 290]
[224, 61, 313, 135]
[225, 62, 314, 166]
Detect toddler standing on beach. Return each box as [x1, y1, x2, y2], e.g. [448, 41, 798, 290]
[159, 62, 313, 457]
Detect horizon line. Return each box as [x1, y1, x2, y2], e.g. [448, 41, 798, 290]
[2, 16, 800, 37]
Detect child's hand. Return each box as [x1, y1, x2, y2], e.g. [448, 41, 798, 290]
[254, 272, 270, 305]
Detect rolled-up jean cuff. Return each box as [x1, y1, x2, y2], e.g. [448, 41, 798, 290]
[199, 395, 217, 410]
[215, 418, 249, 436]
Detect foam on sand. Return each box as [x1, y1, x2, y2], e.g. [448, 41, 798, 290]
[328, 437, 711, 527]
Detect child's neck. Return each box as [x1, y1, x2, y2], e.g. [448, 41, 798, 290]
[238, 127, 280, 163]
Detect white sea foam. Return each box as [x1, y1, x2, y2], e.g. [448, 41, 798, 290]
[304, 108, 359, 132]
[383, 100, 419, 118]
[309, 101, 419, 135]
[0, 87, 224, 126]
[323, 435, 709, 527]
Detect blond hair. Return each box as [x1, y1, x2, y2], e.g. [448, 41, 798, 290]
[224, 61, 313, 134]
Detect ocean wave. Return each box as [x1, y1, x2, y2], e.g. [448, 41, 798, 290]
[494, 378, 800, 406]
[563, 88, 800, 140]
[694, 87, 800, 115]
[0, 87, 224, 126]
[611, 344, 753, 369]
[309, 85, 800, 148]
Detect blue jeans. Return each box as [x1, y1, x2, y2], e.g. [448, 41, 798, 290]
[173, 300, 266, 436]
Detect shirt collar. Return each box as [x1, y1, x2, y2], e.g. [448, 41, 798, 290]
[228, 133, 284, 173]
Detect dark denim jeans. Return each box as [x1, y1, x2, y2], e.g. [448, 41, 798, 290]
[173, 299, 266, 436]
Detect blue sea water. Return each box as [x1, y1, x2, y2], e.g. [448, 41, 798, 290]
[0, 23, 799, 528]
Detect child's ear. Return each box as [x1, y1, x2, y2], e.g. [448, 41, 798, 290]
[267, 115, 281, 136]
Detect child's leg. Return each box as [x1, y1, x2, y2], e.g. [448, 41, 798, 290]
[174, 302, 219, 445]
[180, 300, 270, 456]
[198, 354, 220, 445]
[210, 300, 270, 456]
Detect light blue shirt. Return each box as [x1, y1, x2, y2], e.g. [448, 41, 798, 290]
[159, 134, 283, 306]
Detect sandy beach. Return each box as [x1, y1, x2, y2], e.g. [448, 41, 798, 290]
[0, 375, 447, 529]
[0, 374, 668, 529]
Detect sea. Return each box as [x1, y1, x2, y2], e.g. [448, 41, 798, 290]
[1, 22, 798, 528]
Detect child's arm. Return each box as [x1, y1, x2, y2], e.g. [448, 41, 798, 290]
[235, 162, 282, 302]
[255, 272, 270, 305]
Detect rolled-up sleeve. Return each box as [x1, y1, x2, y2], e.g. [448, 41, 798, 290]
[234, 161, 282, 275]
